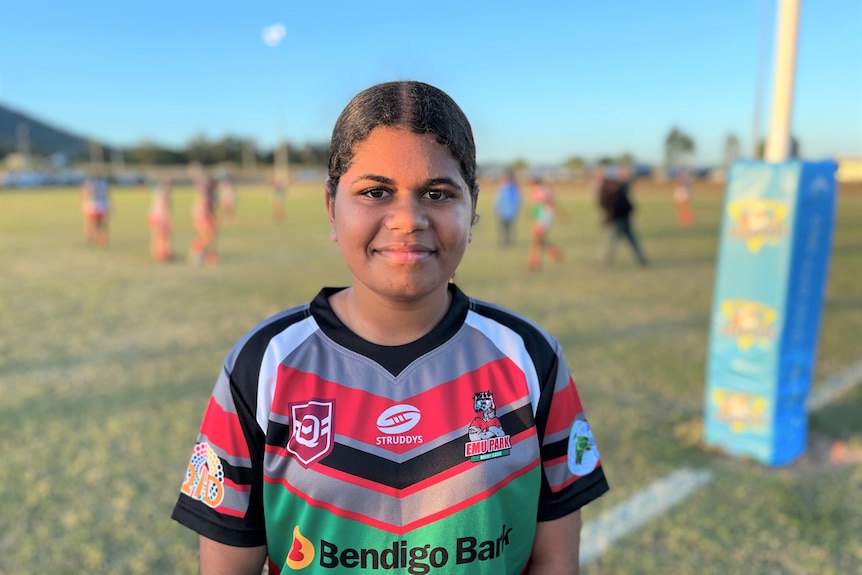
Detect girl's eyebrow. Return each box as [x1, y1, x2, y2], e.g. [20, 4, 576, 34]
[350, 174, 394, 186]
[349, 175, 464, 189]
[425, 177, 463, 188]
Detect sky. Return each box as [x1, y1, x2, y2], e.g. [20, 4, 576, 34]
[0, 0, 860, 167]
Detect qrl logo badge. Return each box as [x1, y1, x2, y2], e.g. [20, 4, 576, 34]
[287, 399, 334, 467]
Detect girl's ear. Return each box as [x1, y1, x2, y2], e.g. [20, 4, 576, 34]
[325, 191, 337, 242]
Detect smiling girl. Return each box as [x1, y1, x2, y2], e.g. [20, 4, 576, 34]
[172, 81, 608, 575]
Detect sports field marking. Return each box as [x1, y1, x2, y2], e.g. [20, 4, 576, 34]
[579, 467, 713, 565]
[580, 359, 862, 565]
[806, 359, 862, 412]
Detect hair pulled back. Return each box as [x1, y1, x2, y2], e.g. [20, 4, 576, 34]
[327, 81, 477, 198]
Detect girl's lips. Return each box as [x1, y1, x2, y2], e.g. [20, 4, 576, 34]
[374, 244, 435, 263]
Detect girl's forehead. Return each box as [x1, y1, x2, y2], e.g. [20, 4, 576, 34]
[348, 128, 457, 170]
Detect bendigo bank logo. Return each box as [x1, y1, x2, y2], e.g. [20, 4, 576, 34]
[285, 526, 315, 570]
[284, 524, 515, 573]
[727, 198, 788, 253]
[465, 390, 511, 462]
[181, 442, 225, 508]
[287, 399, 334, 467]
[720, 300, 777, 351]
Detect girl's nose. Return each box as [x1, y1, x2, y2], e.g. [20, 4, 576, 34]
[386, 195, 428, 233]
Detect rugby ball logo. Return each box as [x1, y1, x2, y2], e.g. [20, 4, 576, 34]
[376, 404, 421, 434]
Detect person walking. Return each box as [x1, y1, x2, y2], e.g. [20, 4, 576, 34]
[599, 165, 648, 266]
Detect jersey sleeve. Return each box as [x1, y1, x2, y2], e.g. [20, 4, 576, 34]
[171, 359, 267, 547]
[535, 344, 609, 521]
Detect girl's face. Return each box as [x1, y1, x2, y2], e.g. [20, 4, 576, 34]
[328, 126, 476, 304]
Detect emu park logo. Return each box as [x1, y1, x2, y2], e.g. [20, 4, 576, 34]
[727, 198, 789, 253]
[465, 390, 511, 462]
[719, 299, 778, 351]
[710, 388, 769, 433]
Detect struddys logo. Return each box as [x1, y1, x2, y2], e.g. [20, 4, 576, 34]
[711, 388, 769, 433]
[465, 391, 511, 462]
[181, 442, 225, 508]
[376, 404, 424, 447]
[727, 198, 789, 253]
[283, 524, 516, 572]
[719, 300, 778, 351]
[287, 399, 334, 468]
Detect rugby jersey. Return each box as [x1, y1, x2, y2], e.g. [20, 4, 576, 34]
[172, 284, 608, 574]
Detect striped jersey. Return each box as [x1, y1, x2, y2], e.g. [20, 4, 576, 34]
[172, 284, 608, 574]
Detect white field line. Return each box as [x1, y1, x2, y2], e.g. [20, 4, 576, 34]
[579, 360, 862, 566]
[579, 467, 713, 565]
[806, 360, 862, 412]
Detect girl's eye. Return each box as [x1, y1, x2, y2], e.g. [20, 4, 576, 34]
[362, 188, 390, 199]
[425, 189, 449, 201]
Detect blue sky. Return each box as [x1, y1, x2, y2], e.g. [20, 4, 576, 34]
[1, 0, 859, 166]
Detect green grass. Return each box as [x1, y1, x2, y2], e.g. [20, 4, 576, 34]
[1, 179, 860, 574]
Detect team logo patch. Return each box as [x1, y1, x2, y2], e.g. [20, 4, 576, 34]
[567, 419, 599, 476]
[465, 390, 511, 462]
[181, 442, 225, 508]
[720, 299, 777, 351]
[287, 399, 334, 467]
[377, 404, 421, 434]
[284, 526, 315, 570]
[711, 389, 768, 433]
[727, 198, 788, 253]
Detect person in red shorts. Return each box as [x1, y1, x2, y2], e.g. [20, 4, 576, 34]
[80, 174, 111, 246]
[148, 177, 173, 262]
[189, 173, 218, 265]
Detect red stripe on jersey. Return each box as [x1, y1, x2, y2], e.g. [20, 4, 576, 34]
[547, 461, 603, 493]
[274, 358, 530, 454]
[543, 377, 586, 438]
[215, 505, 246, 518]
[264, 457, 541, 535]
[200, 396, 251, 459]
[223, 476, 251, 493]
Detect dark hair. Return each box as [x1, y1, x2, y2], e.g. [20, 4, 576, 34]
[326, 81, 478, 198]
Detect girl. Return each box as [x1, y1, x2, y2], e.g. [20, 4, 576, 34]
[172, 81, 608, 574]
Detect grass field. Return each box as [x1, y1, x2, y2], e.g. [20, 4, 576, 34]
[1, 178, 860, 574]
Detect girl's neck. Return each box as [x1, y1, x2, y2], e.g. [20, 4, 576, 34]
[330, 285, 452, 346]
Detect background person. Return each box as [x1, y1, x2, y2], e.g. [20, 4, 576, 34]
[79, 174, 111, 246]
[598, 164, 648, 266]
[527, 176, 563, 271]
[494, 169, 521, 246]
[189, 173, 218, 265]
[218, 175, 237, 223]
[171, 80, 608, 575]
[147, 177, 173, 262]
[673, 167, 695, 226]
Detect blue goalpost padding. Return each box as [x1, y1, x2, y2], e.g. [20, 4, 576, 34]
[704, 160, 837, 466]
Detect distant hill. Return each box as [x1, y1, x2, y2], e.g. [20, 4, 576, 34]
[0, 103, 101, 161]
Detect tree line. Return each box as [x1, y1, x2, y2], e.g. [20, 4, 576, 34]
[122, 135, 330, 167]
